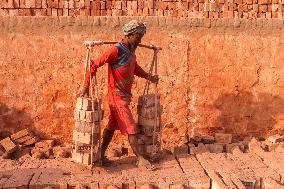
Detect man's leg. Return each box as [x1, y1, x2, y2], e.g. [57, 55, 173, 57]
[98, 129, 114, 163]
[128, 134, 154, 169]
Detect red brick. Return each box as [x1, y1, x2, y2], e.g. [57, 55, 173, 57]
[42, 0, 47, 8]
[101, 1, 106, 9]
[141, 7, 148, 15]
[106, 9, 112, 16]
[259, 0, 270, 4]
[206, 143, 224, 153]
[147, 0, 154, 9]
[223, 2, 229, 11]
[85, 0, 90, 7]
[258, 12, 266, 17]
[248, 11, 257, 18]
[18, 9, 25, 15]
[19, 0, 25, 7]
[34, 0, 41, 8]
[5, 0, 14, 8]
[68, 0, 74, 8]
[267, 4, 272, 11]
[168, 2, 177, 10]
[137, 0, 143, 9]
[234, 10, 240, 17]
[46, 8, 51, 15]
[229, 3, 237, 11]
[189, 143, 209, 155]
[79, 0, 85, 8]
[234, 0, 242, 4]
[215, 133, 232, 144]
[33, 9, 41, 16]
[10, 129, 31, 141]
[80, 8, 85, 15]
[23, 136, 39, 146]
[272, 11, 278, 18]
[92, 1, 100, 10]
[14, 134, 34, 144]
[35, 140, 55, 149]
[252, 4, 258, 12]
[53, 146, 71, 158]
[225, 143, 245, 153]
[132, 1, 137, 10]
[101, 9, 106, 16]
[0, 137, 17, 153]
[259, 5, 268, 12]
[267, 135, 284, 143]
[13, 0, 20, 8]
[238, 4, 248, 11]
[92, 9, 100, 16]
[271, 4, 278, 11]
[58, 0, 64, 8]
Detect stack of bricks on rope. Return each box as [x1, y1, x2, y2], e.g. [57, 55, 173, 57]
[1, 0, 284, 19]
[73, 97, 103, 165]
[137, 94, 163, 159]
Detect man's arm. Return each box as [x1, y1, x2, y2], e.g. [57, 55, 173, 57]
[134, 62, 159, 84]
[83, 46, 118, 88]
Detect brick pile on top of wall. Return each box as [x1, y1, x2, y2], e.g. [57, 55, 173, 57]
[0, 0, 284, 19]
[0, 16, 283, 30]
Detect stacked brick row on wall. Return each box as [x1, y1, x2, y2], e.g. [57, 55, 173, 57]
[0, 0, 284, 19]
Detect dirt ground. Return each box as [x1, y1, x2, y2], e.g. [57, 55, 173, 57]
[0, 149, 283, 189]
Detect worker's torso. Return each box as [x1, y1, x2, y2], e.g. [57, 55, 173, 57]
[108, 43, 136, 102]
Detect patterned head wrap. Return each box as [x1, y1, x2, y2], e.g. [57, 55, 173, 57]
[122, 20, 146, 36]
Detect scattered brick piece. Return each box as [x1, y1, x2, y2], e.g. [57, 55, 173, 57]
[225, 143, 245, 153]
[35, 140, 55, 149]
[23, 136, 40, 146]
[248, 137, 264, 153]
[189, 143, 208, 155]
[205, 143, 224, 153]
[267, 134, 284, 143]
[214, 133, 232, 144]
[14, 134, 34, 144]
[173, 144, 188, 155]
[0, 137, 18, 153]
[53, 146, 72, 158]
[11, 146, 31, 159]
[10, 129, 31, 141]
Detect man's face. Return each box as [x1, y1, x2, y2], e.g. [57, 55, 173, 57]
[128, 33, 144, 48]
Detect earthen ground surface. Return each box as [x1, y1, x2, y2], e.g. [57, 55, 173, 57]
[0, 151, 283, 189]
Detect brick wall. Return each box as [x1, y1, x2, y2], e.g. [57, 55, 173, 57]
[0, 17, 283, 146]
[1, 0, 284, 19]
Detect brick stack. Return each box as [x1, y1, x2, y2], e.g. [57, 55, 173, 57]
[0, 0, 283, 19]
[137, 94, 162, 158]
[72, 97, 103, 165]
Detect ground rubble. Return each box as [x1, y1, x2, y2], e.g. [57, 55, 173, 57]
[0, 130, 283, 189]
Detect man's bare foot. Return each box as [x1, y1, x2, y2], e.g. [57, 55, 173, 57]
[136, 157, 156, 170]
[96, 156, 112, 167]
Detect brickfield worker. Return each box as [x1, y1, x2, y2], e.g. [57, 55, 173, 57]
[80, 20, 159, 169]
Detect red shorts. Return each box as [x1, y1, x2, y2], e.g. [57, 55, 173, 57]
[106, 98, 136, 135]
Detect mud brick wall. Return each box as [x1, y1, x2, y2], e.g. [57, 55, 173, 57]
[0, 17, 283, 147]
[1, 0, 284, 19]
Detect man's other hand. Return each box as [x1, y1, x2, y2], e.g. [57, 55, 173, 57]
[149, 75, 159, 84]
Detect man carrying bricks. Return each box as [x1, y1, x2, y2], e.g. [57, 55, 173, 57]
[80, 20, 159, 169]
